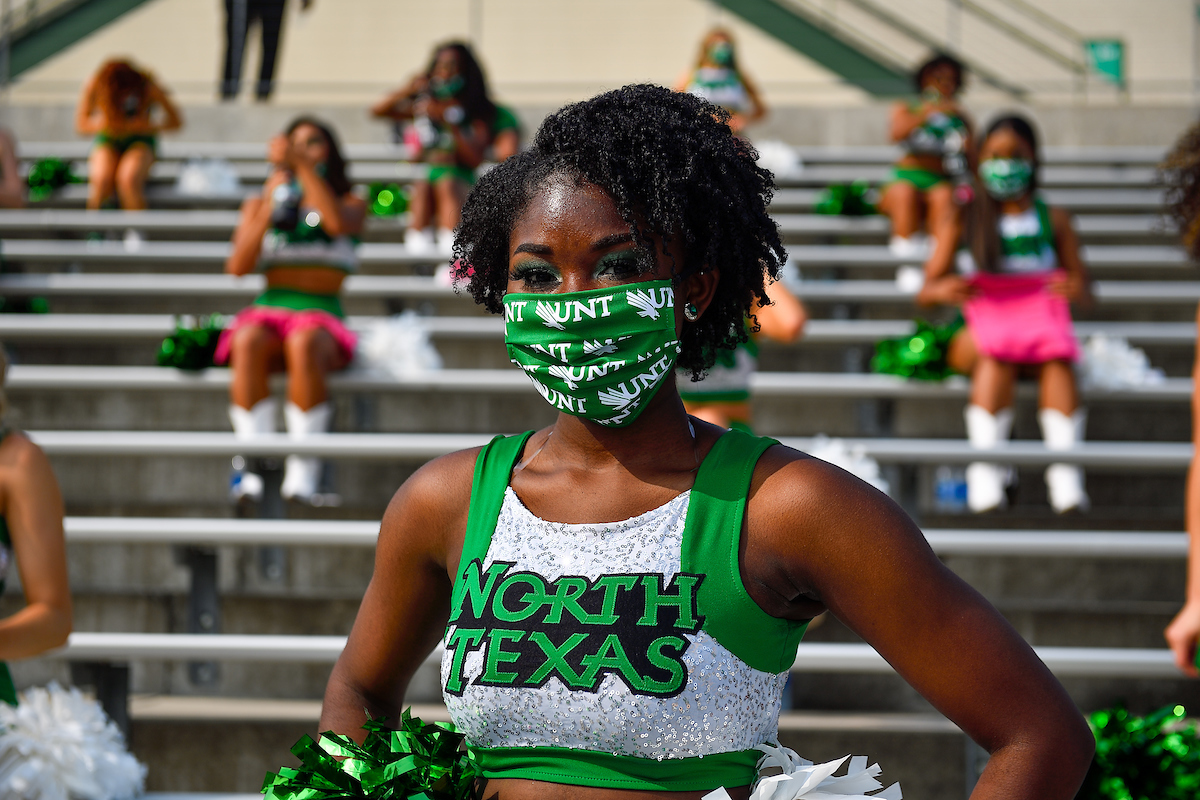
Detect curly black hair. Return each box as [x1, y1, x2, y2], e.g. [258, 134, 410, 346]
[914, 53, 965, 95]
[452, 83, 786, 379]
[1160, 119, 1200, 261]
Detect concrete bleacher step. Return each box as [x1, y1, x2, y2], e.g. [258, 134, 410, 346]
[5, 272, 1200, 307]
[1, 314, 1194, 347]
[23, 429, 1194, 467]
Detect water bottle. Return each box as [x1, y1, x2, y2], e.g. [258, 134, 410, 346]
[933, 465, 967, 513]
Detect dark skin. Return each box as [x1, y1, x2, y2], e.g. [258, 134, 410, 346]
[321, 177, 1095, 799]
[918, 128, 1092, 414]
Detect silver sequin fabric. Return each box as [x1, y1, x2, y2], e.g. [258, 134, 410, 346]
[442, 487, 788, 760]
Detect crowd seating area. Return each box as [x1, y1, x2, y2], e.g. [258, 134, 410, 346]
[2, 141, 1196, 796]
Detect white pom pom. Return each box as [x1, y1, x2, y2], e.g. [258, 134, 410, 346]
[355, 311, 444, 378]
[1078, 333, 1165, 391]
[747, 745, 901, 799]
[0, 682, 146, 800]
[755, 141, 804, 178]
[804, 435, 891, 496]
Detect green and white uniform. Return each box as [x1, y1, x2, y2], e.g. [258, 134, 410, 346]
[442, 429, 807, 791]
[685, 67, 753, 115]
[956, 198, 1058, 276]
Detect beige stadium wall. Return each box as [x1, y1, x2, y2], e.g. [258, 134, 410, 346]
[0, 0, 1197, 146]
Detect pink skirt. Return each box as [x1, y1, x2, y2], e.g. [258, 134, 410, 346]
[963, 271, 1079, 364]
[213, 306, 358, 365]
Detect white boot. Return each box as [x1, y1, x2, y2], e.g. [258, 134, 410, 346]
[281, 401, 333, 503]
[435, 227, 455, 256]
[964, 404, 1014, 513]
[405, 227, 435, 254]
[890, 235, 929, 292]
[228, 398, 276, 503]
[1039, 408, 1090, 513]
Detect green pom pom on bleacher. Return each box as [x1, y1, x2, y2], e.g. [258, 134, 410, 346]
[156, 315, 225, 371]
[262, 709, 479, 799]
[368, 182, 409, 217]
[813, 180, 876, 216]
[1077, 704, 1200, 800]
[26, 157, 82, 203]
[870, 317, 963, 381]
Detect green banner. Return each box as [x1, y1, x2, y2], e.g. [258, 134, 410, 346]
[1085, 39, 1124, 86]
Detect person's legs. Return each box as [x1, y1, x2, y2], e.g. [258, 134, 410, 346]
[433, 175, 468, 251]
[946, 327, 978, 376]
[406, 179, 435, 252]
[879, 180, 923, 242]
[86, 144, 119, 210]
[221, 0, 249, 99]
[925, 182, 955, 243]
[227, 323, 284, 502]
[280, 326, 347, 501]
[965, 355, 1017, 513]
[1036, 360, 1088, 513]
[254, 0, 286, 100]
[114, 143, 155, 211]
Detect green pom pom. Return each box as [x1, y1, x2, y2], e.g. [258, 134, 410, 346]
[157, 314, 225, 371]
[368, 182, 409, 216]
[263, 709, 479, 800]
[26, 158, 81, 203]
[813, 180, 876, 216]
[1078, 704, 1200, 800]
[870, 317, 963, 381]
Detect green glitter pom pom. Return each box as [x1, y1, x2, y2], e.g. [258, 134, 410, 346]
[367, 182, 409, 217]
[870, 317, 964, 382]
[263, 709, 479, 800]
[26, 158, 82, 203]
[156, 315, 225, 371]
[1077, 704, 1200, 800]
[813, 180, 876, 217]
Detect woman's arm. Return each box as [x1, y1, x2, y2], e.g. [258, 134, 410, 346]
[147, 80, 183, 133]
[889, 100, 928, 144]
[291, 159, 363, 238]
[319, 449, 477, 739]
[1165, 303, 1200, 676]
[226, 193, 273, 276]
[0, 435, 71, 660]
[0, 130, 25, 209]
[75, 75, 102, 136]
[916, 205, 969, 307]
[753, 278, 806, 343]
[747, 452, 1095, 798]
[737, 71, 767, 127]
[1049, 206, 1092, 304]
[370, 77, 425, 121]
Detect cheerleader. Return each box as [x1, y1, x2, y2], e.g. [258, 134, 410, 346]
[676, 28, 766, 135]
[1160, 120, 1200, 676]
[879, 54, 971, 286]
[919, 115, 1091, 514]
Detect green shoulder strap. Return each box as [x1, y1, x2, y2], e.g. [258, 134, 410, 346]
[1034, 196, 1056, 254]
[681, 429, 808, 674]
[455, 432, 534, 587]
[0, 663, 16, 706]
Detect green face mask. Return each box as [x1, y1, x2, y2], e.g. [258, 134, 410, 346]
[978, 158, 1033, 201]
[504, 279, 681, 427]
[431, 74, 465, 99]
[708, 42, 733, 67]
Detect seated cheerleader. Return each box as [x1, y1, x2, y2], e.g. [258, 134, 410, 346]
[371, 42, 494, 255]
[878, 54, 971, 288]
[676, 28, 766, 136]
[679, 277, 806, 433]
[1160, 120, 1200, 676]
[218, 118, 365, 505]
[0, 347, 71, 698]
[318, 86, 1093, 799]
[75, 59, 182, 213]
[918, 114, 1091, 514]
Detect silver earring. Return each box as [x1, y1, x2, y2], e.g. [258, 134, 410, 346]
[684, 302, 700, 321]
